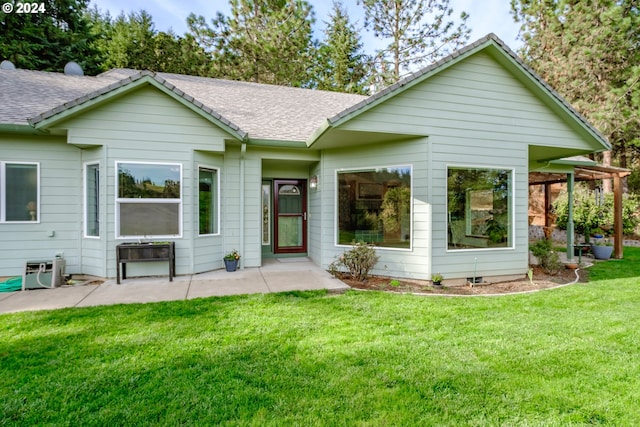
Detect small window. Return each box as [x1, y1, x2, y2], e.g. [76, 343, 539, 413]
[1, 162, 39, 222]
[116, 162, 182, 238]
[198, 167, 218, 235]
[447, 167, 513, 250]
[85, 163, 100, 237]
[337, 166, 412, 249]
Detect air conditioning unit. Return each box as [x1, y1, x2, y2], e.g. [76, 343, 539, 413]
[22, 258, 66, 290]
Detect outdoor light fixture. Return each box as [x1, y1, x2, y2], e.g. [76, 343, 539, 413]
[310, 175, 318, 189]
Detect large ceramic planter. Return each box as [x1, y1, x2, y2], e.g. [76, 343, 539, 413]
[591, 245, 613, 260]
[224, 259, 239, 272]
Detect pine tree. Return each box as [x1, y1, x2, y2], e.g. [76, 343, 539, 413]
[361, 0, 470, 87]
[187, 0, 315, 86]
[313, 1, 369, 94]
[96, 10, 209, 75]
[512, 0, 640, 189]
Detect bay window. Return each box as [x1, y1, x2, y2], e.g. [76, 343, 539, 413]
[85, 162, 100, 237]
[116, 162, 182, 238]
[198, 167, 219, 235]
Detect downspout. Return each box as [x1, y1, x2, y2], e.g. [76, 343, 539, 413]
[240, 142, 247, 269]
[566, 172, 575, 261]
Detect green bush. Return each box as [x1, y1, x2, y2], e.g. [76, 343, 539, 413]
[529, 239, 562, 274]
[328, 241, 380, 281]
[553, 186, 640, 236]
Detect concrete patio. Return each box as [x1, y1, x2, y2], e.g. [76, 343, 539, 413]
[0, 258, 350, 314]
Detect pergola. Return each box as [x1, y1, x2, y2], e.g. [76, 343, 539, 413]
[529, 156, 631, 259]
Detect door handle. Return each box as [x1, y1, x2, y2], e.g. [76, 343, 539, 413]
[304, 212, 307, 221]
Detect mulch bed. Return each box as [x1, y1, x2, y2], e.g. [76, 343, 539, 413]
[338, 265, 588, 296]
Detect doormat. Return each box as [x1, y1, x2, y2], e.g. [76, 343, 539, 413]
[276, 257, 311, 263]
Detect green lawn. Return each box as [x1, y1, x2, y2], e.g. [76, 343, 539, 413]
[2, 249, 640, 426]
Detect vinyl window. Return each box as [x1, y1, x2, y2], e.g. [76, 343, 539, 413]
[0, 162, 39, 223]
[116, 162, 182, 238]
[337, 165, 412, 249]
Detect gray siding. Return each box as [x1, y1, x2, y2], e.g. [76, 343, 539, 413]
[0, 136, 83, 277]
[322, 51, 586, 280]
[55, 85, 232, 278]
[321, 140, 430, 279]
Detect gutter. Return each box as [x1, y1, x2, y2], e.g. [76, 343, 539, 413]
[0, 123, 47, 135]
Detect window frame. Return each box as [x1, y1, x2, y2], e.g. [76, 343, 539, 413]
[445, 164, 515, 252]
[197, 165, 220, 237]
[84, 161, 100, 238]
[115, 161, 183, 239]
[0, 161, 40, 223]
[335, 164, 413, 251]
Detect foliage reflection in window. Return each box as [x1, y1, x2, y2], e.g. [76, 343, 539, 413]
[199, 167, 218, 235]
[447, 167, 512, 250]
[116, 162, 181, 237]
[85, 163, 99, 237]
[337, 166, 411, 249]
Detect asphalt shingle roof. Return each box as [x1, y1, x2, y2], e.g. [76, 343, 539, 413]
[0, 34, 608, 147]
[0, 66, 366, 142]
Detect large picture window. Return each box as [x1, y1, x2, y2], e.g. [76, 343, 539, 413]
[1, 162, 39, 222]
[116, 162, 181, 238]
[337, 166, 411, 249]
[198, 167, 218, 235]
[447, 167, 513, 250]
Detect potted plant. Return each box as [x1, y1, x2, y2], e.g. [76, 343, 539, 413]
[431, 272, 443, 286]
[591, 239, 613, 260]
[224, 249, 240, 272]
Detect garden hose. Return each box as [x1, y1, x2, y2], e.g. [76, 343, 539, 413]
[0, 277, 22, 292]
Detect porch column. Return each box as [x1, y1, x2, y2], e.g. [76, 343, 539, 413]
[566, 172, 575, 261]
[613, 174, 623, 259]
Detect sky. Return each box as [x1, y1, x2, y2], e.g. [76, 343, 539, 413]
[89, 0, 523, 53]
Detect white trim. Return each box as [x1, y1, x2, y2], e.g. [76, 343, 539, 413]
[334, 164, 414, 252]
[83, 161, 100, 239]
[197, 165, 221, 237]
[445, 164, 516, 252]
[115, 161, 183, 239]
[0, 161, 40, 223]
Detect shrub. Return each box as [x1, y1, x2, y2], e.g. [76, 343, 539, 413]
[529, 239, 562, 274]
[553, 186, 640, 236]
[328, 242, 380, 282]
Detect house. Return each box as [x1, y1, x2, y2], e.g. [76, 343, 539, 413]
[0, 34, 610, 283]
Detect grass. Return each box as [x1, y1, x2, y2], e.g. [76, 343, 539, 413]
[1, 249, 640, 425]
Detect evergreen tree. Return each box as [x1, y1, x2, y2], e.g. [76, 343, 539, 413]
[97, 10, 209, 75]
[0, 0, 102, 74]
[361, 0, 470, 87]
[511, 0, 640, 189]
[187, 0, 316, 86]
[313, 1, 369, 94]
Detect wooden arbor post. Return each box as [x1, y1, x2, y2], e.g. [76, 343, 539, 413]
[613, 174, 623, 259]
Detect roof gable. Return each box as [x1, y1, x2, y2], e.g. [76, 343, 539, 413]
[309, 34, 610, 152]
[29, 71, 247, 141]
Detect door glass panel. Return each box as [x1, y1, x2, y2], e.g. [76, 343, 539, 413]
[278, 191, 302, 214]
[278, 216, 303, 247]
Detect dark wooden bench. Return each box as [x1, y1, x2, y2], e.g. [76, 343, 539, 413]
[116, 242, 175, 284]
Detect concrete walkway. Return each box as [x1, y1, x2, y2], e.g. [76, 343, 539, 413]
[0, 258, 350, 314]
